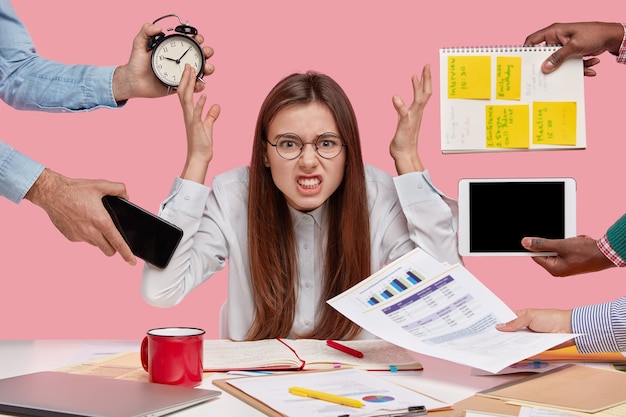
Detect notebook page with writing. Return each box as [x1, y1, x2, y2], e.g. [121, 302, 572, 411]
[439, 46, 586, 153]
[201, 338, 422, 372]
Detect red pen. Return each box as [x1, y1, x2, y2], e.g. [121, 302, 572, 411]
[326, 340, 364, 358]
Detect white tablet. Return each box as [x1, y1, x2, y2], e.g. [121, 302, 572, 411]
[458, 178, 576, 256]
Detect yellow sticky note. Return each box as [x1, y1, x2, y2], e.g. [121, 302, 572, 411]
[496, 56, 521, 100]
[448, 55, 491, 99]
[533, 102, 577, 146]
[486, 105, 530, 148]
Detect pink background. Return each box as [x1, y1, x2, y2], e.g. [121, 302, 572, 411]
[2, 1, 625, 339]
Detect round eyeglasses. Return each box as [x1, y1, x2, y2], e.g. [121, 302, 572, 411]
[265, 132, 346, 160]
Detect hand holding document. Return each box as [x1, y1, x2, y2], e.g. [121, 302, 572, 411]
[327, 248, 575, 373]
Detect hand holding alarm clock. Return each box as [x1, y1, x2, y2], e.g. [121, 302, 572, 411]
[147, 14, 206, 90]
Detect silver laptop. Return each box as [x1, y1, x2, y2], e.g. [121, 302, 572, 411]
[0, 371, 221, 417]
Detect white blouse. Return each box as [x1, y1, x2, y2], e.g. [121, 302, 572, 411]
[142, 165, 461, 340]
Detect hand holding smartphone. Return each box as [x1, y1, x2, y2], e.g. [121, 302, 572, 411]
[102, 195, 183, 268]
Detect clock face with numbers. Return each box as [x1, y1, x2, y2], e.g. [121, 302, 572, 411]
[150, 34, 204, 88]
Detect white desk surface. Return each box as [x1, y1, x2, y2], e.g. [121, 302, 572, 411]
[0, 340, 519, 416]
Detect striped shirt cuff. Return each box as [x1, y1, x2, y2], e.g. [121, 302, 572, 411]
[572, 301, 624, 353]
[597, 235, 626, 267]
[618, 23, 626, 63]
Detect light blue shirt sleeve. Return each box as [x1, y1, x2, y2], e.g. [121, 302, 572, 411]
[0, 0, 119, 112]
[0, 141, 43, 203]
[0, 0, 121, 203]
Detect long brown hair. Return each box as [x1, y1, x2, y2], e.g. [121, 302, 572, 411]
[246, 71, 370, 340]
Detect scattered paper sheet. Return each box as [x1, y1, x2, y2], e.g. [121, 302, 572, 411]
[57, 351, 148, 382]
[327, 248, 575, 373]
[518, 402, 626, 417]
[67, 340, 141, 363]
[519, 407, 578, 417]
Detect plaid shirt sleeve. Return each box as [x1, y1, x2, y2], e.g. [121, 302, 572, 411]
[617, 23, 626, 63]
[597, 234, 626, 267]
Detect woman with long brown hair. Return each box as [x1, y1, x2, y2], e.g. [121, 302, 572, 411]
[142, 64, 461, 341]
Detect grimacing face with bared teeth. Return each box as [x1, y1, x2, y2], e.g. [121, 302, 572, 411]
[264, 102, 346, 212]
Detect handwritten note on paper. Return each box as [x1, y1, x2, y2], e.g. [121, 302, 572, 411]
[533, 102, 577, 146]
[448, 55, 491, 99]
[496, 56, 522, 100]
[486, 105, 529, 149]
[440, 47, 585, 152]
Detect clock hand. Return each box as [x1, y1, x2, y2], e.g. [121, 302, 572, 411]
[175, 47, 192, 64]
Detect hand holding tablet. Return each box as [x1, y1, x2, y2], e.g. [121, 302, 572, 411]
[458, 178, 577, 256]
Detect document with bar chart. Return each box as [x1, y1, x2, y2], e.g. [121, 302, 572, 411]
[327, 248, 575, 373]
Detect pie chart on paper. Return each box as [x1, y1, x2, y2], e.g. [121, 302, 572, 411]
[362, 395, 395, 403]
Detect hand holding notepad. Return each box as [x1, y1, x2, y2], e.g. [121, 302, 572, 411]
[439, 45, 586, 153]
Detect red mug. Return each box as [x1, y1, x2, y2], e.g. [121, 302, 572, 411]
[141, 327, 205, 387]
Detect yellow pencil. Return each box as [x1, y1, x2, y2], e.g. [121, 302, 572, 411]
[288, 386, 365, 408]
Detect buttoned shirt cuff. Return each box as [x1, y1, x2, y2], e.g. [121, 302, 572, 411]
[89, 66, 124, 109]
[597, 234, 626, 267]
[617, 23, 626, 63]
[0, 145, 44, 203]
[394, 169, 458, 223]
[160, 177, 211, 219]
[393, 170, 442, 203]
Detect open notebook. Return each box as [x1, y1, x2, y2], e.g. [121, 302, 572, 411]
[202, 338, 422, 371]
[0, 371, 221, 417]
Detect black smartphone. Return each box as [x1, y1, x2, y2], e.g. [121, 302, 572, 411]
[102, 195, 183, 268]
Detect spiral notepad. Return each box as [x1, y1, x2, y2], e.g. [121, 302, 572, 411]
[439, 46, 586, 153]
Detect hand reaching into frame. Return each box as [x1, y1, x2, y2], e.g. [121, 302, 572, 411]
[496, 308, 575, 349]
[24, 168, 136, 265]
[524, 22, 624, 76]
[521, 235, 615, 277]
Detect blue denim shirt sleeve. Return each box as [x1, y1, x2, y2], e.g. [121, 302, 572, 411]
[1, 0, 121, 203]
[0, 140, 44, 203]
[0, 0, 119, 112]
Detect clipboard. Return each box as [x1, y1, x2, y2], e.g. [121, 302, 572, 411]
[211, 370, 458, 417]
[214, 375, 466, 417]
[477, 364, 626, 413]
[213, 376, 286, 417]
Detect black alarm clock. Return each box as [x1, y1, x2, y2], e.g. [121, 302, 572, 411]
[147, 14, 205, 88]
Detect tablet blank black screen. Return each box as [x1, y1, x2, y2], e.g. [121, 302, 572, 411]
[469, 182, 565, 253]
